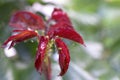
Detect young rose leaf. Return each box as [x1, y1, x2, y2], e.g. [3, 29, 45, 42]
[55, 38, 70, 76]
[2, 30, 37, 49]
[35, 36, 49, 74]
[51, 8, 72, 26]
[9, 11, 45, 30]
[48, 22, 85, 45]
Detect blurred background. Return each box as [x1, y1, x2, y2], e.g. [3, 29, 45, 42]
[0, 0, 120, 80]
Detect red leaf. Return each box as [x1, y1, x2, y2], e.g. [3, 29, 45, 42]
[48, 22, 85, 45]
[55, 38, 70, 76]
[35, 36, 49, 74]
[9, 11, 45, 30]
[2, 30, 37, 49]
[51, 8, 72, 26]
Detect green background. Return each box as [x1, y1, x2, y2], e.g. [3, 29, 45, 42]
[0, 0, 120, 80]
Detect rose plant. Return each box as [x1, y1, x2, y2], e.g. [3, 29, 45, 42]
[2, 8, 85, 80]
